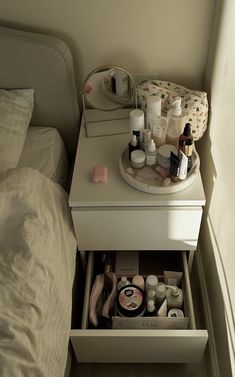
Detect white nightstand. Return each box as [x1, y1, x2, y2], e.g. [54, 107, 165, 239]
[69, 112, 208, 363]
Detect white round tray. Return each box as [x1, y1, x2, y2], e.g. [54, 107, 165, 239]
[119, 149, 200, 195]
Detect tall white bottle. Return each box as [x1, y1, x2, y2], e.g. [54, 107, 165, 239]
[146, 96, 161, 130]
[166, 97, 185, 148]
[146, 96, 168, 147]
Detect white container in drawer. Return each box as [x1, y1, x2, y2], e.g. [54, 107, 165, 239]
[70, 251, 208, 363]
[72, 206, 202, 251]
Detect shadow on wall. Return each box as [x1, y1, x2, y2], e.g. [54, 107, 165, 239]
[197, 127, 233, 376]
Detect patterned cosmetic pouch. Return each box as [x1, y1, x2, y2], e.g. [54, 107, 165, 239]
[138, 80, 209, 141]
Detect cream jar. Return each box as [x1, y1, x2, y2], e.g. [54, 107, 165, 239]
[131, 149, 145, 169]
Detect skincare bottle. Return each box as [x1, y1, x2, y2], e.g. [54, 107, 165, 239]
[117, 276, 131, 291]
[130, 109, 145, 146]
[143, 128, 152, 151]
[178, 123, 193, 150]
[146, 139, 157, 166]
[132, 275, 145, 291]
[166, 286, 183, 309]
[178, 150, 188, 180]
[166, 97, 185, 148]
[115, 68, 129, 97]
[146, 95, 161, 130]
[147, 289, 157, 304]
[128, 134, 139, 160]
[151, 115, 168, 148]
[169, 151, 180, 181]
[155, 282, 166, 308]
[146, 299, 156, 316]
[146, 275, 158, 293]
[183, 139, 193, 171]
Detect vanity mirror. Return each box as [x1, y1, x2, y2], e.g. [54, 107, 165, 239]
[81, 65, 137, 137]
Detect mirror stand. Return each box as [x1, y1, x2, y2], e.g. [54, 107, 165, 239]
[81, 65, 138, 137]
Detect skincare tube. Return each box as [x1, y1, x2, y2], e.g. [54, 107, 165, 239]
[179, 150, 188, 180]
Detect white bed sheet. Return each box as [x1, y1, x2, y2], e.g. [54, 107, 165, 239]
[18, 126, 69, 188]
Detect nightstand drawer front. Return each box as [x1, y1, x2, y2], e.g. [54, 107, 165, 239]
[72, 207, 202, 250]
[70, 330, 208, 363]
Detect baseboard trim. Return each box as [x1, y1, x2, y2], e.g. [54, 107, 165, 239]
[195, 249, 220, 377]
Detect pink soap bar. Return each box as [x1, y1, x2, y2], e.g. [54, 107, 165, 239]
[92, 166, 108, 183]
[155, 165, 170, 178]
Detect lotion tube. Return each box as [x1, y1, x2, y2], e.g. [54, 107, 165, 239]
[179, 150, 188, 180]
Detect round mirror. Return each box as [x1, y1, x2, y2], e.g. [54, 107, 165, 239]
[82, 65, 136, 111]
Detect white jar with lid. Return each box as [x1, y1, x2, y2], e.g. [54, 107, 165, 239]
[131, 149, 145, 169]
[130, 109, 145, 145]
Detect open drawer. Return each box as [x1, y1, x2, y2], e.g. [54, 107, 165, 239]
[70, 250, 208, 363]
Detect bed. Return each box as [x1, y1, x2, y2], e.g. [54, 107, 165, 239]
[0, 26, 80, 377]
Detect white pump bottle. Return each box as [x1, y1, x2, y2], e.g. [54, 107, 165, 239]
[166, 97, 185, 148]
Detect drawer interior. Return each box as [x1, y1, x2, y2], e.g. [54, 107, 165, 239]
[81, 250, 196, 331]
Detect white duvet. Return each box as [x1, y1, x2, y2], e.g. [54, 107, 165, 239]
[0, 168, 77, 377]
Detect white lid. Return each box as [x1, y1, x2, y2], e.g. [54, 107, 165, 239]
[121, 276, 128, 282]
[171, 287, 180, 296]
[156, 282, 165, 293]
[130, 109, 145, 130]
[148, 139, 156, 152]
[171, 96, 182, 116]
[131, 149, 145, 163]
[146, 274, 158, 286]
[158, 144, 178, 158]
[147, 96, 161, 116]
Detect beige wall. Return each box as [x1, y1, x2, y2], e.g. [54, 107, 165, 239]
[0, 0, 214, 91]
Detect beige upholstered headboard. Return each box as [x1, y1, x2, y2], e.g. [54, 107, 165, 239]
[0, 26, 80, 159]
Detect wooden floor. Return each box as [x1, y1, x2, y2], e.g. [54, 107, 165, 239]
[70, 357, 210, 377]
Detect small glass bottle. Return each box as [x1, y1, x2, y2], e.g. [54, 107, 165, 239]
[128, 134, 139, 160]
[178, 123, 193, 150]
[146, 139, 157, 166]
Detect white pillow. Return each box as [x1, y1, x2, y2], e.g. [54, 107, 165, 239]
[0, 89, 34, 174]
